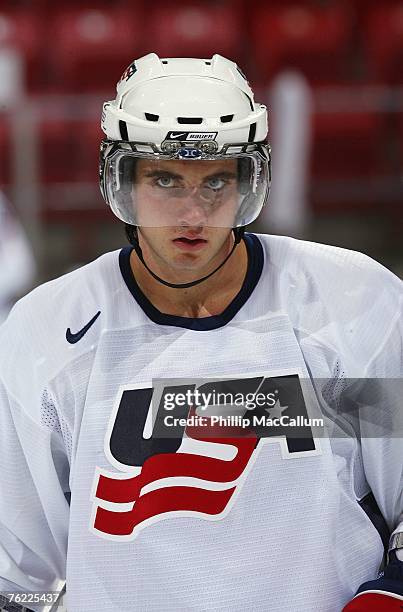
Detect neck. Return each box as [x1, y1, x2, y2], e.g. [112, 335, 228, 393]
[129, 235, 249, 318]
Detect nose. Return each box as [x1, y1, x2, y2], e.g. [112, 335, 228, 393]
[176, 188, 209, 226]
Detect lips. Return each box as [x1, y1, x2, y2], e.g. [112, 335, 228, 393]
[173, 237, 208, 250]
[175, 237, 206, 244]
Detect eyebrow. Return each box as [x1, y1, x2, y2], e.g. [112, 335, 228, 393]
[204, 171, 237, 180]
[143, 170, 182, 179]
[142, 169, 237, 180]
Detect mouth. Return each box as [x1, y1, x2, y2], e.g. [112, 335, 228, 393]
[173, 237, 208, 251]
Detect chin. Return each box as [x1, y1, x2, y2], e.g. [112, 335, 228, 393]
[171, 256, 205, 270]
[170, 251, 211, 269]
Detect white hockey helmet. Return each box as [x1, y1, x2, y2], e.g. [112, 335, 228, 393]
[99, 53, 271, 228]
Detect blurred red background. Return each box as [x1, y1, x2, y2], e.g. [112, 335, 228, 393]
[0, 0, 402, 282]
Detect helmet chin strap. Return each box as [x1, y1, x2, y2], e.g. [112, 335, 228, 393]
[125, 225, 245, 289]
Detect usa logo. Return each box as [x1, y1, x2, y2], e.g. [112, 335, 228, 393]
[119, 61, 137, 84]
[90, 375, 321, 541]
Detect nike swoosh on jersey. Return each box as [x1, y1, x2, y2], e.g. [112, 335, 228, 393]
[66, 311, 101, 344]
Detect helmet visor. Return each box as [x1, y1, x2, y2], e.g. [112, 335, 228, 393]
[103, 148, 270, 228]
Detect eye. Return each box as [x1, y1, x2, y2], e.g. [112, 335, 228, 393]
[155, 175, 175, 188]
[205, 177, 226, 190]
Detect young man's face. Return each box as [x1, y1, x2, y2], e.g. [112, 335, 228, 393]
[133, 158, 240, 272]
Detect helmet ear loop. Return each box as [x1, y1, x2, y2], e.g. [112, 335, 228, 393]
[125, 223, 138, 247]
[119, 156, 136, 196]
[236, 152, 270, 227]
[115, 156, 137, 223]
[237, 158, 251, 196]
[233, 226, 245, 244]
[236, 157, 255, 226]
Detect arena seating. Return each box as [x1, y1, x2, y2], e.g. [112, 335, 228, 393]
[311, 106, 386, 179]
[38, 120, 78, 184]
[47, 7, 144, 92]
[2, 2, 403, 91]
[73, 119, 104, 184]
[0, 10, 43, 90]
[145, 2, 244, 66]
[38, 116, 107, 226]
[364, 3, 403, 83]
[250, 4, 354, 84]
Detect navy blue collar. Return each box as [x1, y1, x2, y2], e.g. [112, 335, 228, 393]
[119, 232, 264, 331]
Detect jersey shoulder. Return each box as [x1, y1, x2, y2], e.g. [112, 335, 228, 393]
[0, 249, 129, 391]
[257, 232, 402, 302]
[255, 233, 402, 372]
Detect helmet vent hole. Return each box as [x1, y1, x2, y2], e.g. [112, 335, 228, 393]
[162, 60, 168, 64]
[220, 114, 234, 123]
[145, 113, 159, 122]
[205, 61, 211, 65]
[177, 117, 203, 124]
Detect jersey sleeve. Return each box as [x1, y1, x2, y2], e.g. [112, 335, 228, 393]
[359, 283, 403, 537]
[0, 377, 69, 611]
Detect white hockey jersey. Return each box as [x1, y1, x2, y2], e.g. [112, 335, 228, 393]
[0, 233, 402, 612]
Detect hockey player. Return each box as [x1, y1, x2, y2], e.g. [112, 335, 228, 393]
[0, 54, 402, 612]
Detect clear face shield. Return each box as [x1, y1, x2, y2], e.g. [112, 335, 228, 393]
[101, 141, 271, 229]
